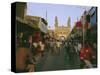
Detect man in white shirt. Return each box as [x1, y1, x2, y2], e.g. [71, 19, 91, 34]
[39, 41, 45, 57]
[56, 40, 61, 55]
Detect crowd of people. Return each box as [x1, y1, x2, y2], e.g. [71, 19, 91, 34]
[64, 34, 97, 69]
[15, 31, 97, 72]
[16, 32, 46, 72]
[45, 38, 63, 55]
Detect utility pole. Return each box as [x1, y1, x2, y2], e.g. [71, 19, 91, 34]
[46, 11, 47, 21]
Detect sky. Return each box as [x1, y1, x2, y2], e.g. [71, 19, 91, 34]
[27, 2, 91, 29]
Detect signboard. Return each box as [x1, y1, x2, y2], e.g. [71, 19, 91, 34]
[39, 19, 47, 33]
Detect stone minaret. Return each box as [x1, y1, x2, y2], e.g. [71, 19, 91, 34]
[67, 17, 71, 27]
[54, 16, 58, 28]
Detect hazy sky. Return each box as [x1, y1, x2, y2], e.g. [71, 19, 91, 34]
[27, 2, 91, 29]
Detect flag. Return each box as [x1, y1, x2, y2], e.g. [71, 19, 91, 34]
[76, 21, 82, 29]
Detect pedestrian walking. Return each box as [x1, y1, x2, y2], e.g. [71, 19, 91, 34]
[69, 43, 76, 65]
[80, 41, 95, 68]
[38, 41, 45, 57]
[56, 40, 61, 55]
[49, 38, 55, 54]
[77, 42, 82, 52]
[65, 42, 71, 57]
[32, 41, 39, 63]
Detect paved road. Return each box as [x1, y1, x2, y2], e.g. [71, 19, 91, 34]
[35, 47, 80, 72]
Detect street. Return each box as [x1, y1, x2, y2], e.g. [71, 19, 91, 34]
[35, 46, 80, 71]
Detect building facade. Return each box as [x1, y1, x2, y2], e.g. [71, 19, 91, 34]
[89, 7, 97, 26]
[16, 2, 27, 19]
[48, 16, 71, 40]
